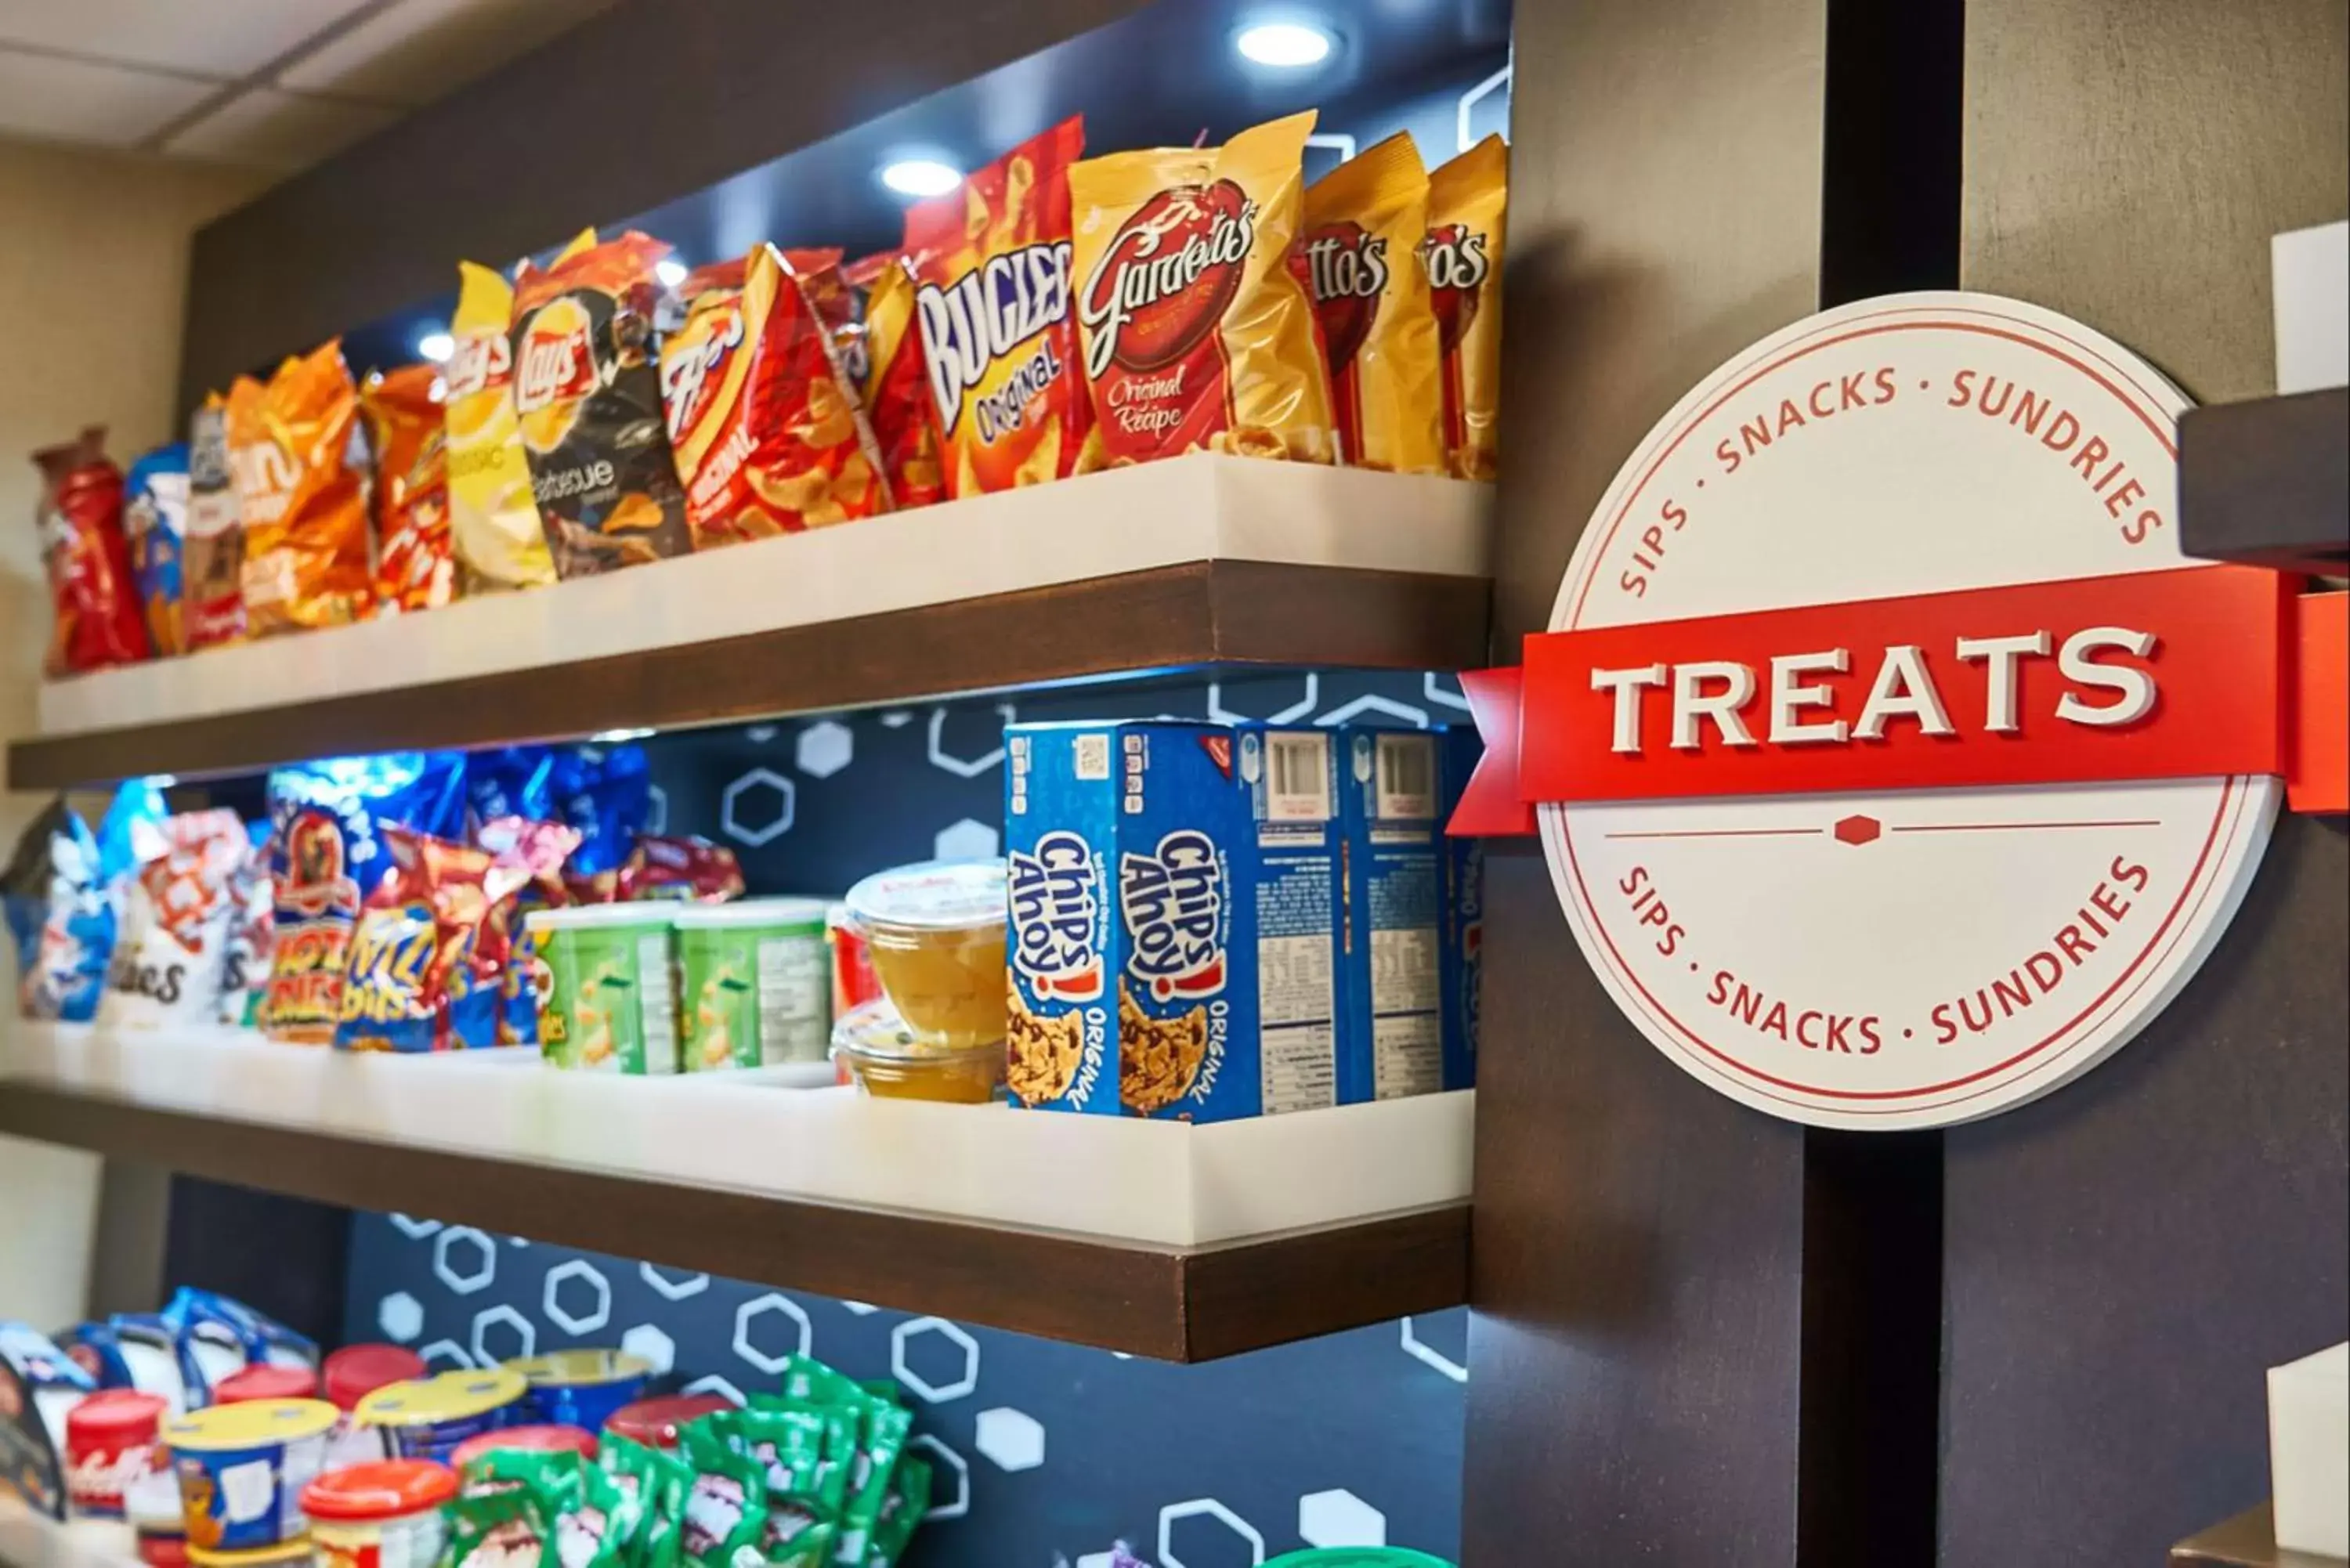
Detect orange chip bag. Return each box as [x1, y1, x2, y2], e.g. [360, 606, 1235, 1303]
[360, 364, 454, 612]
[1292, 132, 1444, 474]
[1423, 134, 1508, 480]
[848, 251, 946, 508]
[660, 244, 891, 545]
[1070, 110, 1333, 466]
[235, 339, 374, 636]
[907, 116, 1096, 495]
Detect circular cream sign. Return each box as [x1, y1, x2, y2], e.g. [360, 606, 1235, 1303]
[1541, 292, 2278, 1129]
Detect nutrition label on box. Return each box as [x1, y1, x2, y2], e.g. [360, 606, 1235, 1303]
[756, 938, 828, 1064]
[638, 933, 678, 1075]
[1259, 933, 1337, 1113]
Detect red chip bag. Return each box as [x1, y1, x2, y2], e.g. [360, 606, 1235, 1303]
[619, 836, 745, 903]
[844, 251, 945, 508]
[475, 816, 582, 1047]
[361, 365, 454, 612]
[34, 428, 149, 676]
[336, 826, 523, 1052]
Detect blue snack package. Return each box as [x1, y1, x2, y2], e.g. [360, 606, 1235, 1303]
[123, 443, 189, 658]
[551, 742, 650, 894]
[3, 798, 81, 1017]
[1437, 726, 1482, 1091]
[1335, 726, 1449, 1103]
[466, 746, 555, 836]
[16, 782, 167, 1022]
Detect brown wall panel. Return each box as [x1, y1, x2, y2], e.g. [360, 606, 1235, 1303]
[1949, 2, 2350, 1560]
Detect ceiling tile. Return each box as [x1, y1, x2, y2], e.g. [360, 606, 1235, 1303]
[0, 0, 377, 79]
[277, 0, 618, 107]
[161, 85, 401, 171]
[0, 45, 217, 146]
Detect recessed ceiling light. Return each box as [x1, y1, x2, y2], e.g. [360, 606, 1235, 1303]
[1235, 19, 1335, 68]
[655, 258, 689, 288]
[880, 157, 964, 198]
[415, 330, 454, 363]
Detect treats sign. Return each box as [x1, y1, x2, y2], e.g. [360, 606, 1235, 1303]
[1453, 292, 2334, 1129]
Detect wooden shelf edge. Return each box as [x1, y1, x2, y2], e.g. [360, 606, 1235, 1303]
[2180, 386, 2349, 575]
[0, 1080, 1469, 1363]
[2171, 1501, 2346, 1567]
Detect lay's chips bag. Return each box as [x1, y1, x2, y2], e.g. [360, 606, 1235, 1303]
[447, 261, 559, 592]
[235, 339, 374, 635]
[510, 229, 693, 576]
[361, 365, 454, 612]
[845, 252, 945, 508]
[1423, 134, 1509, 481]
[1293, 132, 1445, 474]
[907, 117, 1096, 495]
[1070, 110, 1334, 465]
[184, 388, 248, 649]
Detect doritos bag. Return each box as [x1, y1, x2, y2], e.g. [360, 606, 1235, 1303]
[906, 117, 1096, 495]
[511, 230, 693, 576]
[124, 444, 190, 657]
[183, 388, 248, 649]
[447, 261, 559, 593]
[1293, 132, 1446, 474]
[33, 428, 148, 677]
[361, 365, 454, 612]
[235, 340, 374, 634]
[660, 246, 889, 545]
[97, 809, 246, 1028]
[1070, 110, 1334, 466]
[1423, 134, 1509, 480]
[844, 253, 945, 508]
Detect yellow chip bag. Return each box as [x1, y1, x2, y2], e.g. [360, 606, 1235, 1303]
[1292, 132, 1444, 474]
[445, 260, 557, 591]
[1423, 134, 1509, 481]
[1069, 110, 1333, 465]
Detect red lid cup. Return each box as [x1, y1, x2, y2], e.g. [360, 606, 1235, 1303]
[323, 1344, 430, 1411]
[300, 1460, 459, 1522]
[134, 1530, 188, 1568]
[212, 1364, 320, 1404]
[602, 1394, 733, 1448]
[450, 1423, 598, 1470]
[67, 1388, 168, 1441]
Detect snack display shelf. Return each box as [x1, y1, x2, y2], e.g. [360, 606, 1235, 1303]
[0, 1506, 137, 1568]
[8, 457, 1494, 789]
[2179, 385, 2349, 573]
[0, 1023, 1473, 1362]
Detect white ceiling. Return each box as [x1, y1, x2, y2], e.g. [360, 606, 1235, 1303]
[0, 0, 616, 173]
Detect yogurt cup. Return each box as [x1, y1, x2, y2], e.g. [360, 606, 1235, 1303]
[504, 1349, 651, 1432]
[164, 1397, 338, 1552]
[525, 905, 680, 1073]
[212, 1366, 318, 1405]
[602, 1393, 732, 1450]
[841, 860, 1007, 1048]
[352, 1369, 526, 1465]
[301, 1459, 456, 1568]
[448, 1423, 598, 1470]
[674, 898, 832, 1069]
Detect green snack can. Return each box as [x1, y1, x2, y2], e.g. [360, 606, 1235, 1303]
[674, 898, 832, 1070]
[526, 905, 681, 1074]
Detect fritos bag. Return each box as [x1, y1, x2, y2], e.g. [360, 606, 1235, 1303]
[236, 339, 374, 634]
[447, 261, 559, 592]
[845, 252, 945, 508]
[906, 117, 1095, 494]
[1069, 110, 1334, 465]
[32, 428, 147, 676]
[660, 245, 889, 545]
[184, 388, 248, 648]
[360, 365, 454, 612]
[1423, 133, 1509, 480]
[124, 443, 189, 657]
[1294, 132, 1445, 473]
[510, 230, 693, 576]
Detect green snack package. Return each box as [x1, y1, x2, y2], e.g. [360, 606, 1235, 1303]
[553, 1461, 637, 1568]
[463, 1445, 588, 1506]
[605, 1433, 691, 1568]
[862, 1455, 930, 1568]
[446, 1487, 552, 1568]
[679, 1420, 769, 1568]
[772, 1355, 863, 1407]
[833, 1400, 911, 1565]
[735, 1407, 837, 1562]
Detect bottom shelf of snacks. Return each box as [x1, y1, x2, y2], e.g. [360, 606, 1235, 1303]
[0, 1023, 1471, 1362]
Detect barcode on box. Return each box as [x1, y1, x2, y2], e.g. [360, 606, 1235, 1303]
[1375, 733, 1437, 821]
[1075, 733, 1111, 780]
[1267, 732, 1332, 822]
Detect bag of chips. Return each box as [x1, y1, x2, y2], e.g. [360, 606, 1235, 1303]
[550, 745, 651, 903]
[124, 443, 190, 657]
[448, 262, 559, 593]
[1070, 110, 1335, 466]
[96, 809, 247, 1028]
[334, 826, 521, 1053]
[1293, 132, 1446, 474]
[844, 252, 945, 508]
[361, 364, 454, 612]
[906, 117, 1097, 495]
[1423, 133, 1509, 480]
[4, 800, 88, 1017]
[660, 245, 889, 546]
[34, 428, 148, 677]
[511, 230, 693, 576]
[475, 815, 581, 1048]
[216, 824, 273, 1028]
[236, 339, 374, 634]
[618, 836, 744, 903]
[183, 389, 248, 649]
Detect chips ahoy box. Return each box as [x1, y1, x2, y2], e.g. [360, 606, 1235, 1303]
[1437, 724, 1483, 1091]
[1007, 721, 1346, 1122]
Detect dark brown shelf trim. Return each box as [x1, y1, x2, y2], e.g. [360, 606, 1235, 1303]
[2179, 386, 2349, 575]
[7, 560, 1492, 789]
[0, 1080, 1469, 1363]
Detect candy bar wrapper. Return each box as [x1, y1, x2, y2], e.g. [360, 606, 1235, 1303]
[512, 229, 694, 577]
[124, 443, 190, 656]
[1294, 132, 1446, 474]
[361, 364, 454, 612]
[183, 388, 249, 649]
[1070, 110, 1335, 465]
[619, 836, 744, 903]
[448, 260, 559, 592]
[96, 809, 247, 1028]
[678, 1421, 769, 1568]
[475, 815, 582, 1048]
[844, 253, 945, 508]
[863, 1454, 930, 1567]
[34, 427, 149, 677]
[1424, 133, 1509, 480]
[217, 824, 273, 1028]
[660, 245, 889, 546]
[906, 116, 1097, 495]
[445, 1488, 553, 1568]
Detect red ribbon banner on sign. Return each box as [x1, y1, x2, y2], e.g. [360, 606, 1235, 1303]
[1448, 567, 2348, 836]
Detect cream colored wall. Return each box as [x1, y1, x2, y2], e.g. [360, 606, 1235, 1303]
[0, 136, 263, 1328]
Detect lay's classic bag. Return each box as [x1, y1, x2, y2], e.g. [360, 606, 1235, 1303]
[446, 261, 559, 592]
[235, 339, 374, 634]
